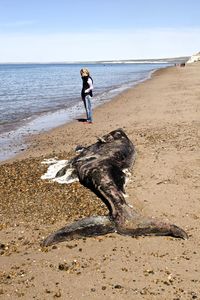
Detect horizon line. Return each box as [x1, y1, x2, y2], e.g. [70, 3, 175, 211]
[0, 56, 189, 64]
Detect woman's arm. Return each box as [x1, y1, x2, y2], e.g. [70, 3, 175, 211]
[84, 78, 93, 93]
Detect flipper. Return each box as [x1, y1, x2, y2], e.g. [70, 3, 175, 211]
[41, 216, 116, 247]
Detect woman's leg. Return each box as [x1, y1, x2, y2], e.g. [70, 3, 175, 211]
[85, 95, 93, 122]
[82, 97, 88, 121]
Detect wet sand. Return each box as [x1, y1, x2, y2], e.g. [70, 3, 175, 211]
[0, 63, 200, 299]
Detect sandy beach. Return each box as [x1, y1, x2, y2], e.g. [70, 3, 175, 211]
[0, 63, 200, 299]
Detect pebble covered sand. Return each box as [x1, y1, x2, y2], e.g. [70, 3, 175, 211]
[0, 154, 107, 227]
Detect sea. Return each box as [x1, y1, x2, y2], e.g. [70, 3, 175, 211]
[0, 62, 171, 161]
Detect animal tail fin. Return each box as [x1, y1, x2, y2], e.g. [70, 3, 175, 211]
[41, 216, 116, 247]
[116, 217, 188, 240]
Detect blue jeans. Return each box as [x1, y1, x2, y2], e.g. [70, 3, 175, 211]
[83, 95, 93, 122]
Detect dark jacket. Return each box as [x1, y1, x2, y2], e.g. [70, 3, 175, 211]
[81, 76, 93, 98]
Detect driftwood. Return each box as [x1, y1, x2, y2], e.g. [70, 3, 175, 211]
[42, 129, 188, 246]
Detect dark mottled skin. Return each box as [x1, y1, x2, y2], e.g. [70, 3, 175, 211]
[42, 129, 188, 247]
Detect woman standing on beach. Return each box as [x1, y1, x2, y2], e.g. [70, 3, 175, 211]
[80, 68, 94, 124]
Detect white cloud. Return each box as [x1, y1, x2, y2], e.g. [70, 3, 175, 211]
[0, 28, 200, 62]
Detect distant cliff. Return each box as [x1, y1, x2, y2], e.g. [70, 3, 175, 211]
[187, 52, 200, 63]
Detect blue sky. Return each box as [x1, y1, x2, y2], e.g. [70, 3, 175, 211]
[0, 0, 200, 62]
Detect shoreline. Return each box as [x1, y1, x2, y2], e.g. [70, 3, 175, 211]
[1, 63, 200, 299]
[0, 64, 164, 163]
[0, 65, 169, 165]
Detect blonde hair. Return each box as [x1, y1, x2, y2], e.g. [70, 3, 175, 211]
[80, 68, 90, 77]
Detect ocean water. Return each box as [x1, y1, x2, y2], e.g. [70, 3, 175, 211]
[0, 62, 169, 161]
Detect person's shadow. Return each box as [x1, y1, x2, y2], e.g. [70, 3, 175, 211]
[76, 118, 87, 123]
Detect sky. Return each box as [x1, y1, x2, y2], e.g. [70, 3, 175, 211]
[0, 0, 200, 62]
